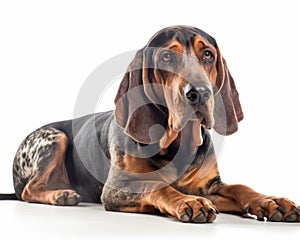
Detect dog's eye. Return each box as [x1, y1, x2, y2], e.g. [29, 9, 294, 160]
[161, 52, 173, 63]
[203, 50, 214, 63]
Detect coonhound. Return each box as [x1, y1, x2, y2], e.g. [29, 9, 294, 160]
[3, 26, 300, 223]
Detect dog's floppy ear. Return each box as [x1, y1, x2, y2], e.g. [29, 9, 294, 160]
[213, 49, 244, 135]
[114, 49, 167, 144]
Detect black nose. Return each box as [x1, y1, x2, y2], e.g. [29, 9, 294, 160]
[185, 85, 211, 105]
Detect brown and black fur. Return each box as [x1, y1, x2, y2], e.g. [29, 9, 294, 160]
[7, 26, 300, 223]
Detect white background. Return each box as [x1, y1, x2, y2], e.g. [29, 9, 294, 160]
[0, 0, 300, 238]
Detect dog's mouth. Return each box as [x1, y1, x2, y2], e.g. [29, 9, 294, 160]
[190, 110, 213, 130]
[170, 107, 214, 133]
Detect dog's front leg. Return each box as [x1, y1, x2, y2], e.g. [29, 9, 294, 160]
[101, 182, 218, 223]
[209, 184, 300, 222]
[101, 153, 218, 223]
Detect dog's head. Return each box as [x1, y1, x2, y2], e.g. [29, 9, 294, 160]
[114, 26, 243, 146]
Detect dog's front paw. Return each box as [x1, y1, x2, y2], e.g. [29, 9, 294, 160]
[244, 196, 300, 222]
[176, 197, 219, 223]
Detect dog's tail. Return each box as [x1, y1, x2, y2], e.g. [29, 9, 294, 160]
[0, 193, 18, 200]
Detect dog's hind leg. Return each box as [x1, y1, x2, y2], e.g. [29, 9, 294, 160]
[13, 127, 81, 206]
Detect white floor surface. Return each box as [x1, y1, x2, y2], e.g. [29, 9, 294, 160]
[1, 201, 299, 240]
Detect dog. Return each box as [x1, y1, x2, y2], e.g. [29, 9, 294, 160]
[1, 26, 299, 223]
